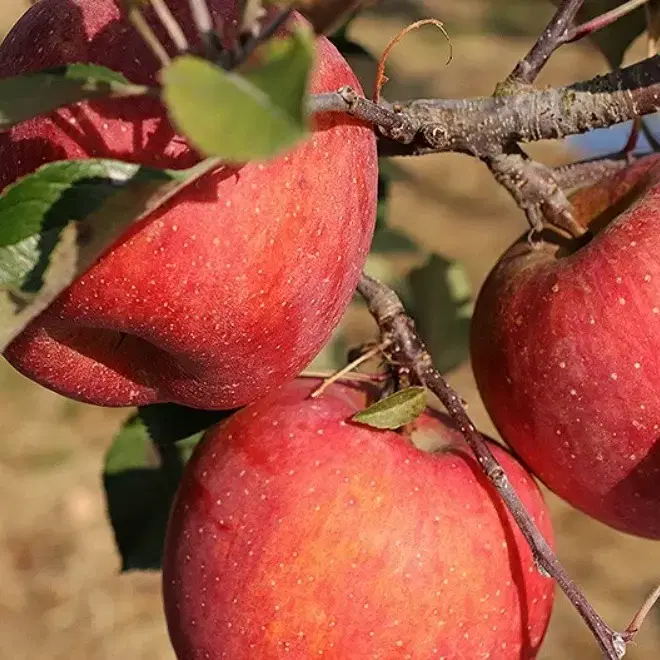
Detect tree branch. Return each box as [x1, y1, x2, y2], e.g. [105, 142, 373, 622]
[504, 0, 585, 88]
[311, 56, 660, 156]
[357, 272, 635, 660]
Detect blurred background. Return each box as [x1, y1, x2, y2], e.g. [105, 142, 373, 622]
[1, 0, 659, 658]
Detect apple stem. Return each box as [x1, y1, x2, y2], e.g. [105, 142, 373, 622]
[309, 341, 391, 399]
[357, 271, 630, 660]
[503, 0, 585, 89]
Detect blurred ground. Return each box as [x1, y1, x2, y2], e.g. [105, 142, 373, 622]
[1, 1, 659, 659]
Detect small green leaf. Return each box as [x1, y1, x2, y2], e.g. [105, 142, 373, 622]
[161, 27, 313, 161]
[353, 387, 427, 430]
[104, 403, 235, 571]
[0, 63, 143, 130]
[0, 156, 221, 350]
[406, 254, 473, 374]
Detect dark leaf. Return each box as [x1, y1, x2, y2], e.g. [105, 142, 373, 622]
[104, 403, 236, 571]
[406, 254, 473, 374]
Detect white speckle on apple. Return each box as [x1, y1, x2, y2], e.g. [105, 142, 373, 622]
[619, 297, 626, 305]
[610, 373, 618, 380]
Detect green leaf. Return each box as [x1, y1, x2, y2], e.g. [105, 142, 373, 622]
[161, 27, 313, 161]
[552, 0, 647, 68]
[367, 160, 420, 255]
[0, 156, 221, 351]
[0, 159, 159, 249]
[405, 254, 473, 374]
[370, 226, 419, 253]
[0, 63, 142, 130]
[353, 386, 427, 429]
[104, 403, 235, 571]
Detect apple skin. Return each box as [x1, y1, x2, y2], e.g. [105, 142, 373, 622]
[162, 378, 555, 659]
[471, 154, 660, 538]
[0, 0, 377, 409]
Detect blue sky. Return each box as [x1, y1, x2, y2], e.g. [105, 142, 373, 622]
[569, 114, 660, 156]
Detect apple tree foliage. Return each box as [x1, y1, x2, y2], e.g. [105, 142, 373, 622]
[0, 1, 653, 570]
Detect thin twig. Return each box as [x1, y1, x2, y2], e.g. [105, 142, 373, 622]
[150, 0, 190, 53]
[188, 0, 222, 60]
[301, 370, 385, 384]
[504, 0, 584, 88]
[308, 87, 418, 142]
[373, 19, 451, 103]
[357, 272, 629, 660]
[238, 7, 293, 65]
[310, 341, 390, 398]
[565, 0, 650, 44]
[622, 584, 660, 641]
[127, 5, 171, 67]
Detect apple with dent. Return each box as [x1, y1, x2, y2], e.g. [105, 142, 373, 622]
[162, 378, 555, 659]
[0, 0, 377, 409]
[471, 154, 660, 538]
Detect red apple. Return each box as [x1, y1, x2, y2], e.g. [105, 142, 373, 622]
[0, 0, 377, 409]
[162, 378, 555, 659]
[471, 154, 660, 538]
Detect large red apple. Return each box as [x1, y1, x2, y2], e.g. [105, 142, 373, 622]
[471, 154, 660, 538]
[0, 0, 377, 409]
[162, 378, 555, 659]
